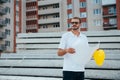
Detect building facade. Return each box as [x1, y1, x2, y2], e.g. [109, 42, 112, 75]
[23, 0, 120, 33]
[0, 0, 16, 53]
[0, 0, 6, 53]
[67, 0, 120, 31]
[25, 0, 68, 33]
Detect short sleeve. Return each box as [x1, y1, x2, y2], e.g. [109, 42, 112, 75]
[58, 34, 67, 49]
[84, 35, 89, 46]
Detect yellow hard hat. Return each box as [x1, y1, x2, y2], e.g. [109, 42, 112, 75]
[93, 49, 105, 66]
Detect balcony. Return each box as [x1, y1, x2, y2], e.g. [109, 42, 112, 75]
[26, 8, 37, 12]
[26, 25, 38, 29]
[0, 19, 6, 27]
[0, 32, 5, 39]
[0, 0, 7, 4]
[26, 16, 37, 20]
[0, 44, 6, 51]
[26, 0, 36, 3]
[0, 7, 6, 15]
[103, 24, 117, 30]
[102, 0, 116, 6]
[38, 0, 60, 6]
[38, 17, 60, 24]
[38, 8, 59, 15]
[103, 12, 116, 18]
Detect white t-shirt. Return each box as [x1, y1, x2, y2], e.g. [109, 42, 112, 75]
[58, 31, 89, 72]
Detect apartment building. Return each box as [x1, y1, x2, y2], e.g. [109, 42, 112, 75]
[0, 0, 16, 53]
[0, 0, 6, 53]
[25, 0, 68, 33]
[0, 0, 25, 53]
[68, 0, 120, 31]
[102, 0, 119, 30]
[24, 0, 120, 33]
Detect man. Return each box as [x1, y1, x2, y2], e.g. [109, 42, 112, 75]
[57, 17, 89, 80]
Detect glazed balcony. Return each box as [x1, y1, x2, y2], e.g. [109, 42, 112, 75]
[0, 32, 5, 39]
[0, 44, 6, 51]
[0, 7, 6, 15]
[0, 0, 7, 4]
[0, 19, 6, 27]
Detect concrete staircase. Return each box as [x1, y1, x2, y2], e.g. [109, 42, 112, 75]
[0, 31, 120, 80]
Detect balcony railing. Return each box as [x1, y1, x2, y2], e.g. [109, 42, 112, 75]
[26, 6, 37, 11]
[26, 16, 37, 20]
[38, 17, 60, 24]
[26, 0, 36, 3]
[102, 0, 116, 6]
[103, 24, 117, 30]
[38, 8, 59, 15]
[38, 0, 60, 6]
[26, 25, 38, 29]
[103, 12, 116, 17]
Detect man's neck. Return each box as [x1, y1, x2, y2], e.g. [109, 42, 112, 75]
[71, 30, 80, 36]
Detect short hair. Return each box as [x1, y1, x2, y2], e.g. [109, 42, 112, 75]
[71, 17, 81, 23]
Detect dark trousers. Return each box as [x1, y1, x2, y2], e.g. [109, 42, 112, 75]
[63, 71, 84, 80]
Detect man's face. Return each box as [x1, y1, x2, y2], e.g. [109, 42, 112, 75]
[71, 19, 80, 30]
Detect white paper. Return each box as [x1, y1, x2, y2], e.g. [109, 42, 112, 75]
[71, 40, 99, 66]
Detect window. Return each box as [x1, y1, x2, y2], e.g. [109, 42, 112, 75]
[16, 21, 19, 26]
[94, 19, 102, 26]
[93, 8, 101, 15]
[53, 4, 59, 8]
[80, 12, 87, 18]
[109, 7, 116, 14]
[43, 25, 48, 28]
[5, 41, 10, 46]
[68, 13, 73, 19]
[109, 18, 117, 25]
[5, 18, 10, 24]
[8, 7, 10, 13]
[67, 4, 72, 9]
[93, 0, 101, 4]
[53, 14, 59, 18]
[5, 7, 10, 13]
[9, 0, 11, 3]
[43, 15, 47, 19]
[16, 11, 19, 16]
[16, 1, 19, 6]
[68, 23, 70, 28]
[6, 0, 11, 3]
[42, 6, 47, 10]
[81, 22, 87, 28]
[80, 2, 86, 8]
[5, 29, 10, 35]
[53, 24, 60, 28]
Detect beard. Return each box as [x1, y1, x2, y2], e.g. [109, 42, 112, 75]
[71, 26, 79, 30]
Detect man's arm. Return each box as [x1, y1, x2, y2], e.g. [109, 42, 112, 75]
[57, 48, 75, 56]
[57, 48, 67, 56]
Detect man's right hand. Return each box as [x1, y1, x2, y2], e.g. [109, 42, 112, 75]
[57, 48, 75, 56]
[65, 48, 75, 54]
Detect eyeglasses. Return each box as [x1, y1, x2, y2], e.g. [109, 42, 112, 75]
[71, 22, 79, 25]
